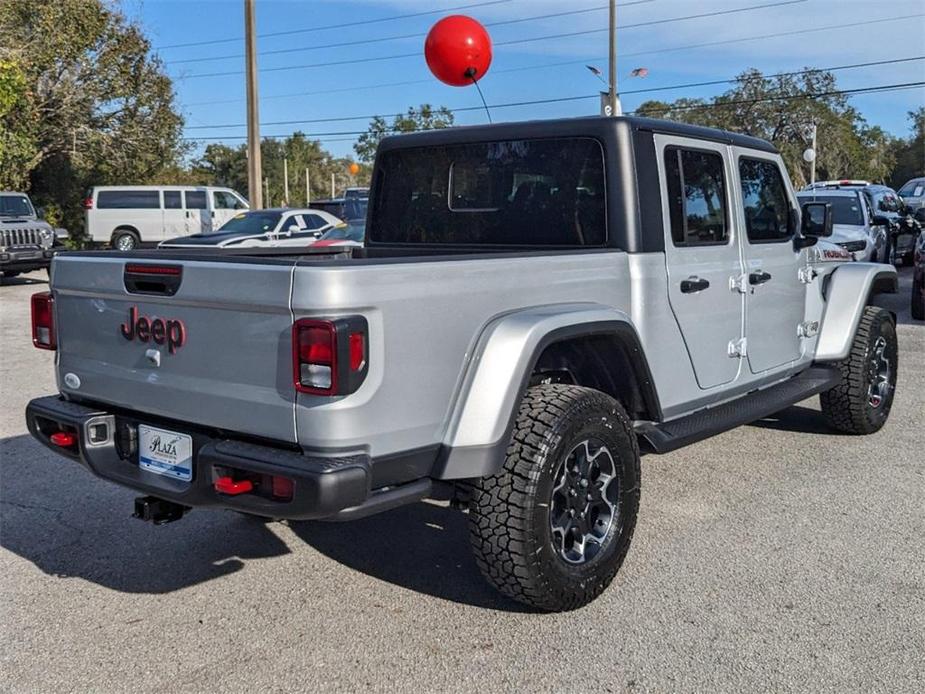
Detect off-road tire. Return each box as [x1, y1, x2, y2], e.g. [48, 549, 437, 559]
[912, 276, 924, 320]
[468, 384, 640, 612]
[111, 229, 140, 251]
[820, 306, 897, 434]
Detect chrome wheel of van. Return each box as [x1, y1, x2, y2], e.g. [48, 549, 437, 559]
[549, 439, 618, 564]
[114, 232, 138, 251]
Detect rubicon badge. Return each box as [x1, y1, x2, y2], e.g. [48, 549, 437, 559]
[120, 306, 186, 354]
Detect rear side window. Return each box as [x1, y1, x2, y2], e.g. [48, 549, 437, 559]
[164, 191, 182, 209]
[739, 158, 793, 242]
[664, 147, 728, 246]
[185, 191, 207, 210]
[369, 137, 606, 246]
[96, 190, 160, 209]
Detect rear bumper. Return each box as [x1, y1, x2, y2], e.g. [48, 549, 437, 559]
[0, 248, 55, 272]
[25, 395, 372, 520]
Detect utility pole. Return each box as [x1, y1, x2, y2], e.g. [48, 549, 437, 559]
[607, 0, 622, 117]
[305, 168, 311, 205]
[245, 0, 263, 208]
[283, 157, 289, 205]
[331, 172, 335, 198]
[810, 124, 817, 185]
[264, 177, 269, 206]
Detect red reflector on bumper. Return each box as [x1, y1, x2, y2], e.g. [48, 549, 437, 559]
[214, 477, 254, 495]
[50, 431, 76, 448]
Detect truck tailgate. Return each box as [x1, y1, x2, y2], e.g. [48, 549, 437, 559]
[52, 254, 297, 443]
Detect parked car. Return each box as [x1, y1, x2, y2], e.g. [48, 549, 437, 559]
[27, 116, 898, 612]
[311, 220, 365, 248]
[859, 183, 921, 265]
[796, 188, 889, 262]
[84, 186, 249, 250]
[309, 187, 369, 223]
[158, 208, 343, 249]
[898, 177, 925, 211]
[0, 191, 59, 278]
[912, 228, 925, 320]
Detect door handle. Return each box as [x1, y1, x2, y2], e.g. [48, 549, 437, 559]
[749, 270, 772, 285]
[680, 277, 710, 293]
[185, 211, 190, 218]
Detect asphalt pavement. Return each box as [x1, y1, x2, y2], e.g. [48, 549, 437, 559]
[1, 268, 923, 693]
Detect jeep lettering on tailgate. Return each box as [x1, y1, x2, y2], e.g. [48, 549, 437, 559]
[119, 306, 186, 353]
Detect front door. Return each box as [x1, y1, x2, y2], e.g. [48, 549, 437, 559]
[733, 151, 807, 374]
[657, 135, 744, 390]
[184, 190, 211, 235]
[162, 190, 185, 239]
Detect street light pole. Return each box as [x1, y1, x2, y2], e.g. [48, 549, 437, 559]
[608, 0, 622, 117]
[245, 0, 263, 208]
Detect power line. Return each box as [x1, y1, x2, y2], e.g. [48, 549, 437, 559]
[169, 2, 656, 65]
[155, 0, 513, 50]
[177, 0, 807, 80]
[180, 80, 925, 141]
[182, 13, 925, 107]
[183, 56, 925, 130]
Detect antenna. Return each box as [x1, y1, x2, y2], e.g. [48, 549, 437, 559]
[465, 67, 492, 124]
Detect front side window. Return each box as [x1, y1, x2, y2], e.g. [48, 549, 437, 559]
[664, 147, 728, 246]
[213, 191, 244, 210]
[898, 180, 924, 198]
[739, 158, 792, 242]
[185, 191, 207, 210]
[97, 190, 160, 209]
[369, 137, 606, 246]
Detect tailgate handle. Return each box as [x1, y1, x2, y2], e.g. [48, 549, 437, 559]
[123, 263, 183, 296]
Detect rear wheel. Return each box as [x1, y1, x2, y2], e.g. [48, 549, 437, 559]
[2, 271, 20, 279]
[820, 307, 897, 434]
[468, 384, 640, 612]
[112, 229, 139, 251]
[912, 275, 924, 320]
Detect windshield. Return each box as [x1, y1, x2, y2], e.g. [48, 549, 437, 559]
[798, 195, 863, 225]
[0, 195, 35, 217]
[898, 180, 924, 198]
[320, 223, 364, 242]
[214, 211, 282, 234]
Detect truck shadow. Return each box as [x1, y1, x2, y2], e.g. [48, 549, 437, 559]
[289, 504, 532, 613]
[749, 404, 841, 435]
[0, 433, 529, 610]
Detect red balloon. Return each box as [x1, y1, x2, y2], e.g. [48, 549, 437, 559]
[424, 15, 492, 87]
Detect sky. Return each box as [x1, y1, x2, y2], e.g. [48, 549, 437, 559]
[124, 0, 925, 159]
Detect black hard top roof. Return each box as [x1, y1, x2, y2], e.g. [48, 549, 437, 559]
[377, 115, 777, 154]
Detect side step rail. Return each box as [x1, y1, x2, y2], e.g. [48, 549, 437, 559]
[635, 366, 841, 453]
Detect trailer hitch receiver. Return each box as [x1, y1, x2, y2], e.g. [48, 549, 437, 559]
[132, 496, 189, 525]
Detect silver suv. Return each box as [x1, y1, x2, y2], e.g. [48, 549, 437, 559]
[796, 188, 888, 262]
[0, 192, 58, 278]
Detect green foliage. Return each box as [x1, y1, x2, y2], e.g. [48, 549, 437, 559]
[635, 68, 901, 187]
[0, 0, 186, 242]
[354, 104, 454, 163]
[889, 108, 925, 188]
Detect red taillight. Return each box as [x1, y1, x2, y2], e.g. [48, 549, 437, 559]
[50, 431, 77, 448]
[271, 476, 294, 501]
[293, 320, 337, 394]
[31, 291, 56, 350]
[124, 263, 182, 276]
[349, 332, 366, 371]
[82, 197, 93, 209]
[214, 476, 254, 495]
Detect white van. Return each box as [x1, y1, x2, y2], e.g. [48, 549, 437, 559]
[84, 186, 249, 250]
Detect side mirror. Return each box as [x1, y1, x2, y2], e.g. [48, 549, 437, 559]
[871, 214, 891, 227]
[801, 201, 833, 237]
[35, 206, 45, 218]
[914, 208, 925, 223]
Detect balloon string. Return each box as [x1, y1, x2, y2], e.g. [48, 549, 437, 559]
[467, 68, 492, 124]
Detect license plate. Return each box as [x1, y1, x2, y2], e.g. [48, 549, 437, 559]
[138, 425, 193, 482]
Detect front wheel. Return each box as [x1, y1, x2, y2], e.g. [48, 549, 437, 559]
[468, 384, 640, 612]
[820, 306, 897, 434]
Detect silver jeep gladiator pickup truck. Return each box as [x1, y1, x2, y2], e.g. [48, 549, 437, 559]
[27, 116, 898, 611]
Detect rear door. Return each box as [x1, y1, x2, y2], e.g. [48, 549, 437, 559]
[52, 255, 299, 443]
[656, 135, 744, 389]
[733, 151, 807, 374]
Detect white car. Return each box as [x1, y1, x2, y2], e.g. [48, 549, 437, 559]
[84, 185, 249, 250]
[157, 208, 343, 249]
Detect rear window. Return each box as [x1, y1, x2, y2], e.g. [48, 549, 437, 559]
[798, 195, 863, 225]
[96, 190, 160, 209]
[369, 137, 606, 246]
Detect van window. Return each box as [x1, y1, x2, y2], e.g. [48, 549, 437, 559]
[369, 137, 606, 246]
[664, 147, 728, 246]
[185, 191, 207, 210]
[164, 191, 182, 209]
[739, 158, 793, 242]
[213, 191, 244, 210]
[97, 190, 160, 209]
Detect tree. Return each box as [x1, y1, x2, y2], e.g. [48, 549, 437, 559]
[0, 0, 186, 239]
[889, 108, 925, 188]
[635, 68, 898, 187]
[354, 104, 454, 163]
